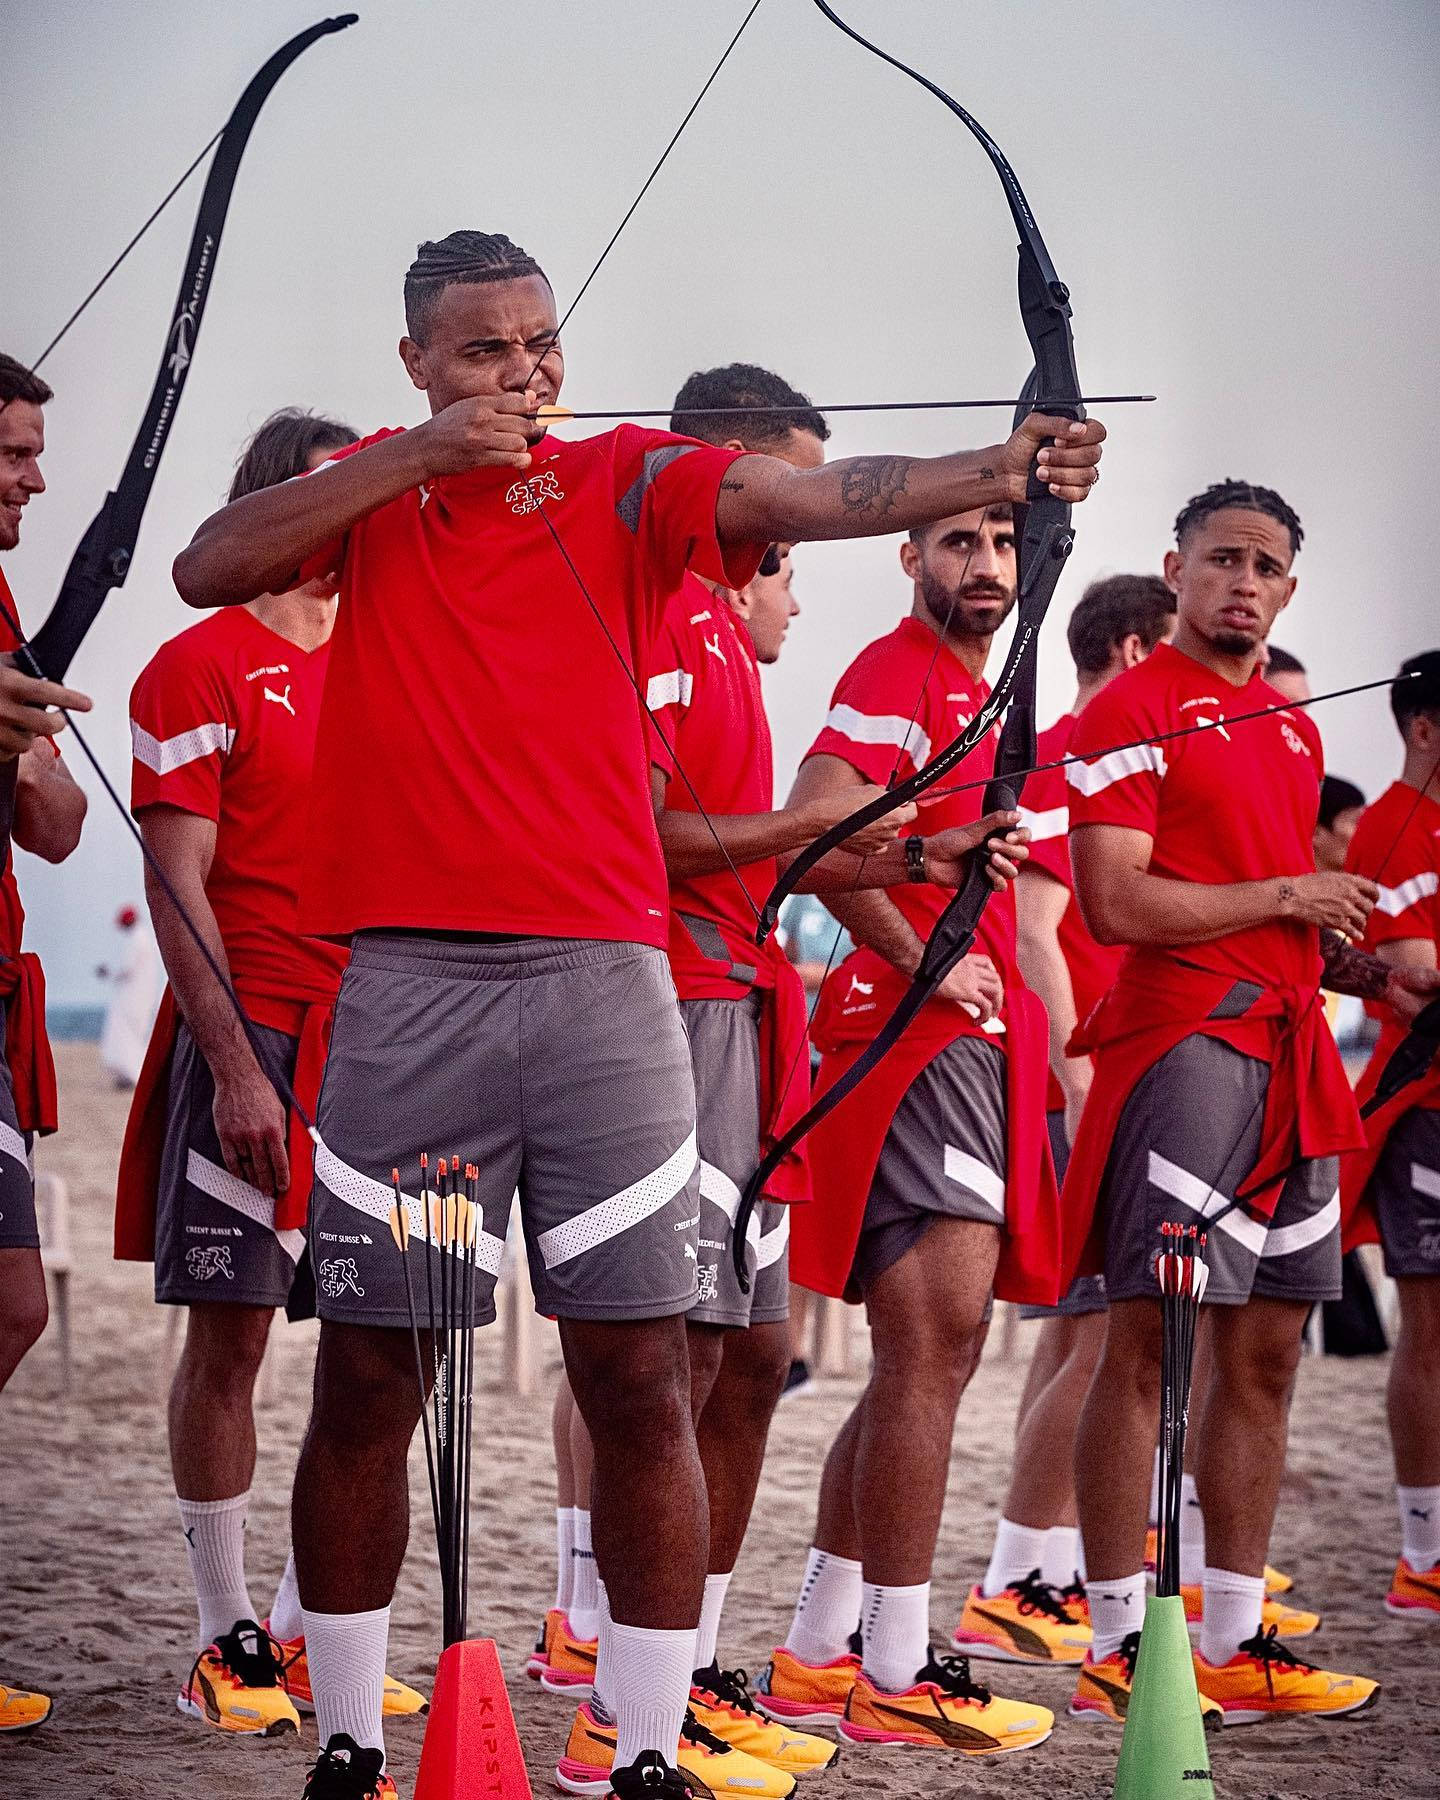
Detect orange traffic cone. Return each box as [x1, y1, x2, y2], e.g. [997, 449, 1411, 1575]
[414, 1638, 533, 1799]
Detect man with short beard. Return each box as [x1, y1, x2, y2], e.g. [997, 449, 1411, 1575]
[759, 505, 1059, 1760]
[1063, 480, 1439, 1726]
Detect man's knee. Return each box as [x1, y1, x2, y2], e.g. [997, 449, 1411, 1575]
[1212, 1299, 1306, 1403]
[310, 1322, 425, 1445]
[687, 1319, 726, 1417]
[179, 1303, 272, 1394]
[717, 1320, 791, 1411]
[0, 1286, 47, 1367]
[1090, 1301, 1164, 1404]
[565, 1314, 693, 1445]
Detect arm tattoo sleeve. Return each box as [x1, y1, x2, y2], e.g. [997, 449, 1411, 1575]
[838, 456, 912, 516]
[1319, 929, 1392, 1001]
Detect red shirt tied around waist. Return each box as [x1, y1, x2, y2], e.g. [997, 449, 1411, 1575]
[1060, 641, 1363, 1276]
[1342, 780, 1440, 1242]
[1022, 710, 1125, 1108]
[297, 425, 758, 947]
[791, 616, 1059, 1304]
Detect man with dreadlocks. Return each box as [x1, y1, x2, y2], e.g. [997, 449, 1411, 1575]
[116, 409, 427, 1737]
[173, 229, 1104, 1800]
[0, 351, 90, 1735]
[1340, 650, 1440, 1618]
[1062, 480, 1440, 1727]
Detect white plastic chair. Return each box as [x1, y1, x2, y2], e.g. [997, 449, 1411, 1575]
[34, 1169, 73, 1389]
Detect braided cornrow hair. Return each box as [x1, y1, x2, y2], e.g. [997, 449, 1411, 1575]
[1174, 479, 1304, 557]
[403, 232, 548, 342]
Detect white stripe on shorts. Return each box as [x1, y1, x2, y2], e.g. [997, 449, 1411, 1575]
[1413, 1161, 1440, 1203]
[1147, 1151, 1266, 1257]
[313, 1139, 506, 1276]
[699, 1159, 741, 1225]
[186, 1149, 307, 1264]
[1260, 1190, 1339, 1259]
[536, 1129, 698, 1269]
[942, 1145, 1006, 1219]
[756, 1207, 790, 1269]
[0, 1120, 27, 1168]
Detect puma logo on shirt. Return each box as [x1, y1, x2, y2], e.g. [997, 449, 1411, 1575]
[263, 685, 295, 716]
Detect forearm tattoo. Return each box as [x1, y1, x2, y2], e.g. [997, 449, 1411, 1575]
[1319, 928, 1392, 1000]
[839, 456, 912, 516]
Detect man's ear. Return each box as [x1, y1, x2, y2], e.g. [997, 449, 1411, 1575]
[899, 538, 921, 582]
[399, 336, 428, 391]
[719, 584, 748, 618]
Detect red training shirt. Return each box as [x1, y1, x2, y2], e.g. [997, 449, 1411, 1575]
[647, 573, 773, 997]
[805, 614, 1018, 1039]
[130, 609, 347, 1027]
[298, 425, 760, 945]
[1346, 780, 1440, 1027]
[1067, 642, 1325, 994]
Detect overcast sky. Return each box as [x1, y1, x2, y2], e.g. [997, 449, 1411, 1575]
[8, 0, 1439, 1002]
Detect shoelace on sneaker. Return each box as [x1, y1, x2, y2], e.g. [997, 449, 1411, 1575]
[1060, 1579, 1087, 1612]
[1236, 1623, 1312, 1699]
[303, 1732, 387, 1799]
[916, 1648, 993, 1705]
[1008, 1569, 1082, 1623]
[1111, 1631, 1141, 1682]
[610, 1749, 695, 1798]
[187, 1618, 286, 1701]
[695, 1664, 761, 1716]
[681, 1707, 737, 1754]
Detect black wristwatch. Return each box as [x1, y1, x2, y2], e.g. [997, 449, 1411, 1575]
[905, 834, 928, 883]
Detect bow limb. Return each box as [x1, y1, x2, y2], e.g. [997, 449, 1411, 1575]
[25, 14, 357, 681]
[1361, 994, 1440, 1116]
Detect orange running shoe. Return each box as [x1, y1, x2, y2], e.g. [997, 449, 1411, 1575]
[1385, 1558, 1440, 1616]
[1194, 1626, 1379, 1724]
[952, 1570, 1091, 1665]
[272, 1633, 427, 1717]
[525, 1607, 565, 1678]
[689, 1662, 839, 1774]
[1179, 1586, 1319, 1637]
[1145, 1528, 1292, 1595]
[754, 1644, 859, 1730]
[839, 1649, 1052, 1755]
[177, 1620, 299, 1737]
[539, 1617, 599, 1696]
[1069, 1631, 1222, 1726]
[0, 1682, 51, 1733]
[555, 1702, 796, 1796]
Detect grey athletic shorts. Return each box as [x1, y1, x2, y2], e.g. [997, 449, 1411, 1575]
[309, 934, 701, 1328]
[847, 1035, 1008, 1300]
[1368, 1105, 1440, 1279]
[1020, 1110, 1108, 1320]
[154, 1020, 315, 1316]
[0, 1000, 36, 1251]
[680, 995, 789, 1330]
[1100, 1033, 1341, 1306]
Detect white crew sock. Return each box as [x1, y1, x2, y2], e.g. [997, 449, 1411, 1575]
[177, 1492, 254, 1650]
[981, 1518, 1050, 1597]
[269, 1551, 304, 1643]
[610, 1621, 697, 1773]
[1178, 1474, 1207, 1587]
[784, 1547, 863, 1665]
[555, 1508, 577, 1613]
[1085, 1573, 1146, 1662]
[592, 1581, 615, 1721]
[1397, 1484, 1440, 1571]
[694, 1571, 733, 1673]
[1041, 1526, 1082, 1590]
[1198, 1567, 1264, 1668]
[569, 1510, 601, 1640]
[860, 1580, 930, 1692]
[302, 1605, 390, 1757]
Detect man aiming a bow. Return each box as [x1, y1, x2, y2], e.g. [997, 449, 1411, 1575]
[1063, 480, 1439, 1727]
[173, 229, 1104, 1800]
[0, 351, 90, 1737]
[1341, 650, 1440, 1619]
[759, 504, 1060, 1758]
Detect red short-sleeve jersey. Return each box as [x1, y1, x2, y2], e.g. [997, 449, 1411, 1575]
[297, 425, 760, 944]
[1067, 642, 1324, 990]
[130, 609, 347, 1016]
[1346, 780, 1440, 1018]
[805, 615, 1018, 1016]
[1022, 710, 1124, 1029]
[647, 574, 773, 995]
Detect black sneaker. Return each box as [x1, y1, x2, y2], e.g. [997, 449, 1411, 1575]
[303, 1733, 395, 1799]
[608, 1749, 694, 1798]
[780, 1358, 814, 1401]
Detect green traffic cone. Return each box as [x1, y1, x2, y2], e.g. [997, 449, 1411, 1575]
[1113, 1593, 1214, 1798]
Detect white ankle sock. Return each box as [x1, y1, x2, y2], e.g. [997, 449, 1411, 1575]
[1178, 1474, 1206, 1587]
[1041, 1526, 1082, 1590]
[695, 1571, 732, 1672]
[860, 1580, 930, 1692]
[177, 1492, 254, 1650]
[269, 1551, 304, 1643]
[981, 1519, 1050, 1596]
[610, 1620, 696, 1771]
[301, 1605, 390, 1757]
[1397, 1485, 1440, 1571]
[1085, 1573, 1146, 1661]
[569, 1509, 601, 1640]
[1198, 1567, 1264, 1667]
[592, 1581, 615, 1720]
[555, 1508, 577, 1613]
[784, 1547, 862, 1665]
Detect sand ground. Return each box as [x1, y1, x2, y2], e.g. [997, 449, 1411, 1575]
[3, 1043, 1436, 1799]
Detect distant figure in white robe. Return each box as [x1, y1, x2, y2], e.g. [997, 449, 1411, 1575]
[97, 905, 161, 1087]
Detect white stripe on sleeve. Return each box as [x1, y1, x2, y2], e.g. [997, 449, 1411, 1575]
[646, 669, 694, 712]
[1375, 871, 1439, 918]
[1066, 741, 1166, 798]
[1018, 803, 1068, 841]
[130, 718, 235, 776]
[823, 703, 932, 771]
